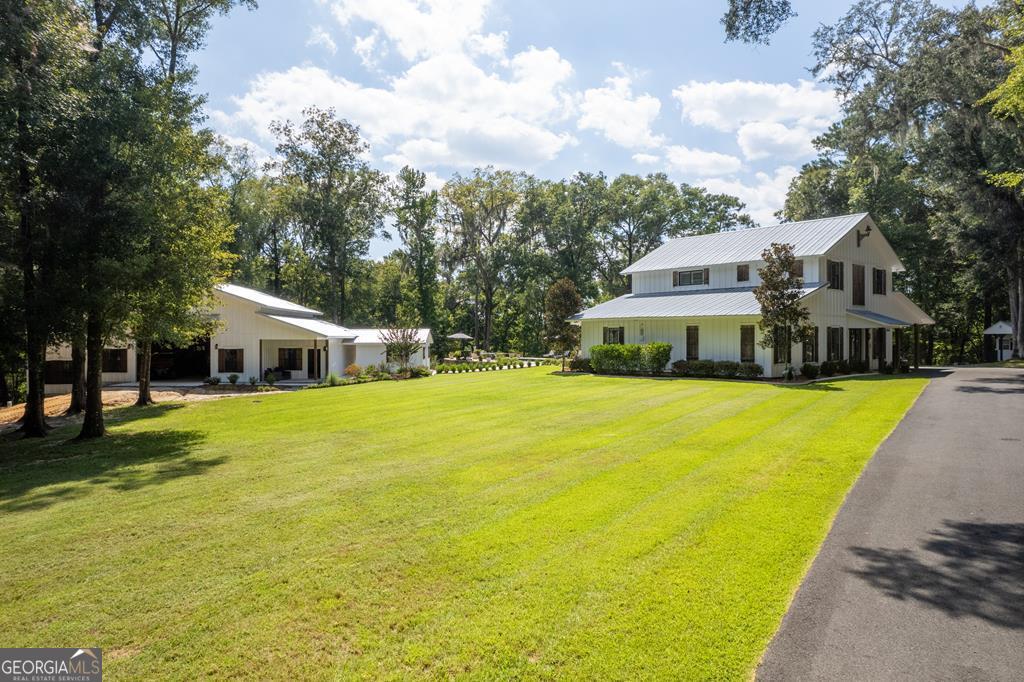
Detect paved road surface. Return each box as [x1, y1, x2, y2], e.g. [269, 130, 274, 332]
[757, 367, 1024, 681]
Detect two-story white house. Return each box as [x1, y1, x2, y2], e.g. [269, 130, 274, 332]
[43, 284, 431, 393]
[571, 213, 933, 378]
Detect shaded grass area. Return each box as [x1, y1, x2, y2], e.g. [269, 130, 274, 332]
[0, 368, 927, 680]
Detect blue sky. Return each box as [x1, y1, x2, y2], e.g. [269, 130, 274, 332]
[194, 0, 965, 257]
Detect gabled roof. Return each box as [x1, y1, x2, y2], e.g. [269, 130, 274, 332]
[983, 320, 1013, 335]
[622, 213, 876, 274]
[348, 328, 432, 345]
[216, 283, 321, 316]
[264, 315, 356, 339]
[570, 283, 826, 320]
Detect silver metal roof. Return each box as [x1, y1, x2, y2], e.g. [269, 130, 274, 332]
[890, 291, 935, 325]
[348, 328, 432, 345]
[217, 283, 321, 316]
[264, 314, 356, 339]
[621, 213, 871, 274]
[571, 283, 826, 320]
[847, 309, 910, 327]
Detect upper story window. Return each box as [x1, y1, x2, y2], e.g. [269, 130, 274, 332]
[827, 260, 844, 290]
[736, 264, 750, 282]
[673, 268, 708, 287]
[791, 259, 804, 279]
[852, 264, 866, 306]
[873, 267, 887, 295]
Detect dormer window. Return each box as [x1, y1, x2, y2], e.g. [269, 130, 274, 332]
[737, 264, 749, 282]
[673, 268, 709, 287]
[791, 260, 804, 278]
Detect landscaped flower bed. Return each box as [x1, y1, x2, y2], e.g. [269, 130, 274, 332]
[434, 360, 546, 374]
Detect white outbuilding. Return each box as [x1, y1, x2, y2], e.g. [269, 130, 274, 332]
[43, 284, 432, 393]
[983, 321, 1017, 362]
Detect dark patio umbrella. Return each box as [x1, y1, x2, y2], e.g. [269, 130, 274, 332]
[447, 332, 473, 355]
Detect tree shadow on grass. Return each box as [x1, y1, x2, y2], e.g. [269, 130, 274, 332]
[848, 520, 1024, 629]
[0, 405, 223, 513]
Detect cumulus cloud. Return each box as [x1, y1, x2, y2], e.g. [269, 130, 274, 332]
[632, 153, 660, 165]
[736, 121, 817, 160]
[578, 65, 663, 149]
[664, 145, 742, 177]
[329, 0, 492, 61]
[307, 25, 337, 55]
[698, 166, 798, 224]
[672, 79, 839, 132]
[215, 45, 577, 170]
[353, 30, 385, 68]
[672, 79, 839, 163]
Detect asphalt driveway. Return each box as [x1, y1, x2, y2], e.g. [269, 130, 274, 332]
[757, 367, 1024, 681]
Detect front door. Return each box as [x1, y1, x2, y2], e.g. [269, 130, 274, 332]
[307, 348, 321, 379]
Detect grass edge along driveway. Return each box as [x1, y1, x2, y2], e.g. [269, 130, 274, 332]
[0, 368, 927, 680]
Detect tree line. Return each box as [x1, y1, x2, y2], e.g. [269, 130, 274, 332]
[223, 124, 755, 355]
[4, 0, 1022, 443]
[1, 0, 252, 438]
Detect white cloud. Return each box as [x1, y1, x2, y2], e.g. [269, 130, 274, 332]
[632, 153, 659, 165]
[736, 121, 817, 160]
[216, 45, 577, 170]
[698, 166, 798, 224]
[329, 0, 492, 61]
[664, 145, 742, 177]
[671, 79, 840, 166]
[353, 30, 385, 68]
[578, 65, 663, 149]
[467, 31, 507, 60]
[672, 79, 840, 132]
[306, 25, 337, 55]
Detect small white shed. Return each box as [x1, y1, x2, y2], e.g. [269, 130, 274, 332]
[983, 321, 1016, 361]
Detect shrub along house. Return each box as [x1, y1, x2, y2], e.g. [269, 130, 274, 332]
[571, 213, 933, 378]
[43, 284, 431, 393]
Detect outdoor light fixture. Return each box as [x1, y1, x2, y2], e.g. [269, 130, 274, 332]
[857, 224, 872, 247]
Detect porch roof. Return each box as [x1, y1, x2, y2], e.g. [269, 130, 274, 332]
[569, 283, 826, 320]
[847, 309, 910, 327]
[264, 314, 356, 339]
[348, 328, 432, 345]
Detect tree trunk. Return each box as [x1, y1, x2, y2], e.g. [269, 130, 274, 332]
[0, 359, 8, 407]
[983, 296, 994, 362]
[20, 332, 48, 437]
[77, 311, 105, 439]
[16, 77, 48, 437]
[1009, 265, 1023, 359]
[483, 287, 494, 351]
[66, 337, 86, 415]
[135, 339, 153, 406]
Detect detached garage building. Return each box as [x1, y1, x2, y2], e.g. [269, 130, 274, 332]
[43, 284, 431, 394]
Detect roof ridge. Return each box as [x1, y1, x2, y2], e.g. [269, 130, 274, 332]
[663, 212, 869, 244]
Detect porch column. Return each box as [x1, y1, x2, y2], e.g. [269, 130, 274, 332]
[327, 338, 345, 377]
[913, 324, 920, 369]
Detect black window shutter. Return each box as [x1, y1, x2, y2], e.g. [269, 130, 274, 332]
[703, 268, 710, 285]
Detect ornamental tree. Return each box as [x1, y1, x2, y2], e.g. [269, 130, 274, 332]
[754, 242, 815, 376]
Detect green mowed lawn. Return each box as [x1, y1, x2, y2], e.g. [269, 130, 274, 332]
[0, 368, 927, 680]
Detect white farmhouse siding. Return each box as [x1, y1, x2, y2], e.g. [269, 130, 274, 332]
[208, 289, 349, 382]
[42, 284, 432, 391]
[577, 213, 934, 378]
[43, 343, 137, 395]
[347, 329, 433, 370]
